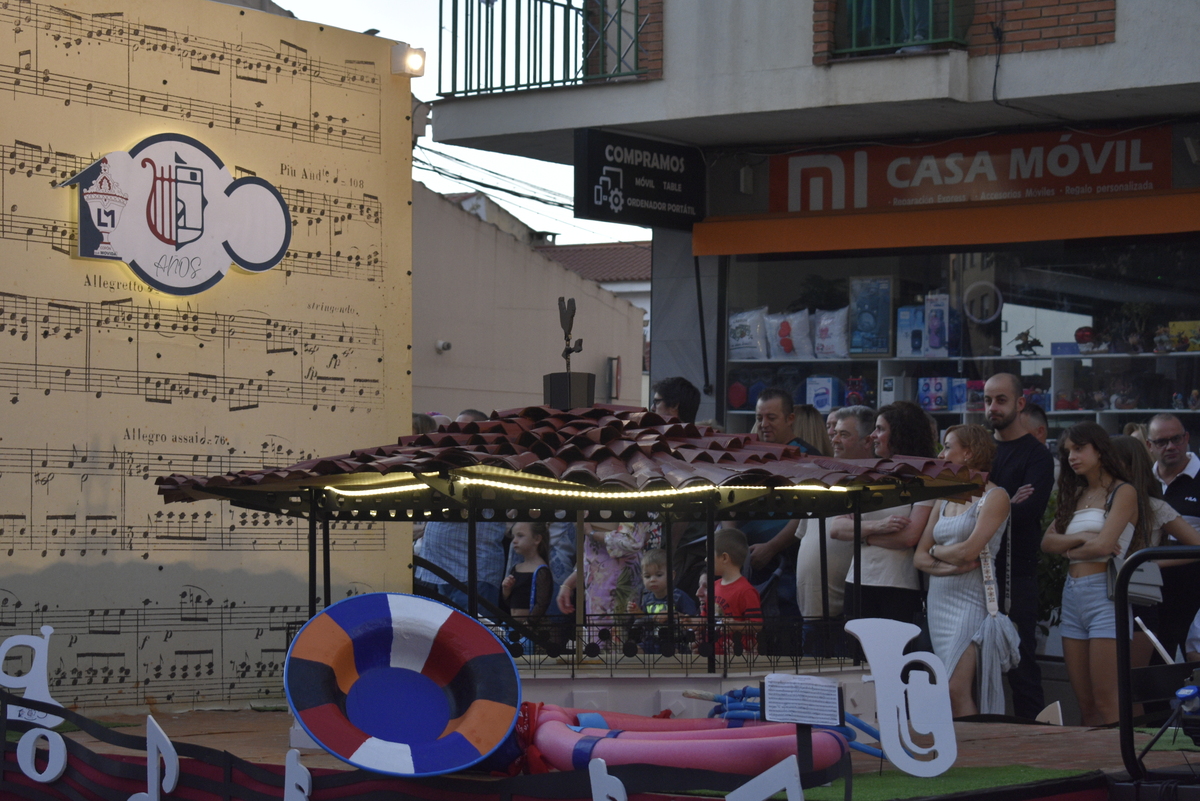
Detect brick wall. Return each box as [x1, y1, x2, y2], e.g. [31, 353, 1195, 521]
[640, 0, 664, 79]
[968, 0, 1115, 55]
[584, 0, 662, 81]
[813, 0, 1115, 64]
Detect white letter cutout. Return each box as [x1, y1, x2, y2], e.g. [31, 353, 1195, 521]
[589, 758, 627, 801]
[844, 618, 956, 777]
[0, 626, 63, 728]
[726, 755, 804, 801]
[129, 716, 179, 801]
[285, 749, 312, 801]
[17, 727, 67, 783]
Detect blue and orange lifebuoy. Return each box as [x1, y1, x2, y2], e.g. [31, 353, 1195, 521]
[285, 593, 520, 777]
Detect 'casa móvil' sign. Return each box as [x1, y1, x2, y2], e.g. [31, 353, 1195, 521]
[63, 133, 292, 296]
[767, 124, 1196, 215]
[574, 129, 705, 230]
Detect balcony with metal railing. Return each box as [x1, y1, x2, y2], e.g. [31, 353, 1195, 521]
[833, 0, 971, 57]
[438, 0, 660, 98]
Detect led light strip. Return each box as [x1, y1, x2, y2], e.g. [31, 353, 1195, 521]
[323, 479, 856, 500]
[325, 483, 428, 497]
[456, 477, 722, 500]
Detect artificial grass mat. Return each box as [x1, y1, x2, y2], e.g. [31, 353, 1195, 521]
[1136, 727, 1200, 751]
[690, 766, 1092, 801]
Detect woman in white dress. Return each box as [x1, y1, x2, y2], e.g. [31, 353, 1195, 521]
[915, 424, 1011, 717]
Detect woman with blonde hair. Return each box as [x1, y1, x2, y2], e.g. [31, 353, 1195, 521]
[915, 424, 1013, 716]
[792, 403, 834, 457]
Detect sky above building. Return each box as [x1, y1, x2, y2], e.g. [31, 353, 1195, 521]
[278, 0, 651, 245]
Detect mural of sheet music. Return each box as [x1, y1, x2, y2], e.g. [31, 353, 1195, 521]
[0, 1, 381, 152]
[0, 584, 375, 707]
[0, 290, 384, 411]
[0, 0, 414, 714]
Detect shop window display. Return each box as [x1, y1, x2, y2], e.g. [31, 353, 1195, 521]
[721, 236, 1200, 440]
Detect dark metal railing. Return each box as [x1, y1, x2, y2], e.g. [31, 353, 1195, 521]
[1116, 545, 1200, 781]
[834, 0, 969, 56]
[439, 0, 650, 97]
[413, 556, 855, 678]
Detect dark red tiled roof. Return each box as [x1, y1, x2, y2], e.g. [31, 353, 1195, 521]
[157, 405, 980, 503]
[536, 242, 651, 283]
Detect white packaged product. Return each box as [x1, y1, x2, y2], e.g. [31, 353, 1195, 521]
[813, 307, 849, 359]
[765, 311, 814, 360]
[728, 307, 770, 360]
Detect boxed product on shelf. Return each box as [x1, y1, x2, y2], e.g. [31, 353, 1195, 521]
[849, 276, 892, 356]
[879, 376, 915, 406]
[845, 376, 869, 406]
[924, 294, 950, 358]
[1169, 320, 1200, 351]
[918, 376, 949, 411]
[896, 306, 924, 358]
[806, 376, 841, 413]
[966, 380, 986, 411]
[950, 378, 968, 412]
[1026, 387, 1051, 411]
[1051, 342, 1081, 355]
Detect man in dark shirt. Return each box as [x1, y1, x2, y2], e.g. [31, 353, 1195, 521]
[985, 373, 1054, 719]
[1148, 413, 1200, 661]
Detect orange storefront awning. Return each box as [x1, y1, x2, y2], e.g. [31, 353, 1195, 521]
[692, 191, 1200, 256]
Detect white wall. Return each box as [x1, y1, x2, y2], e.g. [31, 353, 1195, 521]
[434, 1, 1200, 162]
[412, 183, 646, 417]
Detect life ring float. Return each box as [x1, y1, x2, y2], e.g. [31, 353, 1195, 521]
[530, 704, 848, 775]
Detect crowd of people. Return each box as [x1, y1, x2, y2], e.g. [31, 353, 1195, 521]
[411, 373, 1200, 726]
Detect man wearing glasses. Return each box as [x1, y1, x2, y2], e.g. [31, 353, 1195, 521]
[1148, 414, 1200, 662]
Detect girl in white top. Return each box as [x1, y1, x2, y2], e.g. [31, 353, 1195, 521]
[1042, 422, 1149, 727]
[1109, 435, 1200, 676]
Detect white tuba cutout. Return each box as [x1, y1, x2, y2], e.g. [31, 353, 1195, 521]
[845, 618, 957, 777]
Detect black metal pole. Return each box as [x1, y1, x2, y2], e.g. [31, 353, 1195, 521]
[706, 503, 716, 675]
[852, 493, 862, 665]
[664, 510, 674, 652]
[818, 516, 830, 620]
[322, 512, 331, 609]
[693, 256, 713, 395]
[307, 490, 318, 620]
[467, 511, 478, 618]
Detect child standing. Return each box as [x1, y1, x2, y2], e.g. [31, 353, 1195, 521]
[502, 523, 553, 623]
[627, 548, 698, 652]
[698, 529, 762, 654]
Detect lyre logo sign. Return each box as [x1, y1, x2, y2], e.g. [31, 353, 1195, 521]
[63, 133, 292, 296]
[786, 152, 868, 212]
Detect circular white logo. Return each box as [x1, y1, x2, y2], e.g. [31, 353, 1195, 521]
[67, 133, 292, 295]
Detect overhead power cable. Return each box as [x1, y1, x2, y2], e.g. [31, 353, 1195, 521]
[413, 156, 575, 210]
[416, 144, 572, 204]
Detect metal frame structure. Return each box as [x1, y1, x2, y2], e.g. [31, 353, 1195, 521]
[187, 464, 979, 674]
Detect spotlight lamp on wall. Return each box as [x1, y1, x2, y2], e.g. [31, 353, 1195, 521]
[435, 340, 452, 354]
[391, 42, 426, 77]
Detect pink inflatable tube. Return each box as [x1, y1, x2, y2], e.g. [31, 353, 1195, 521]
[531, 705, 848, 775]
[546, 705, 769, 731]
